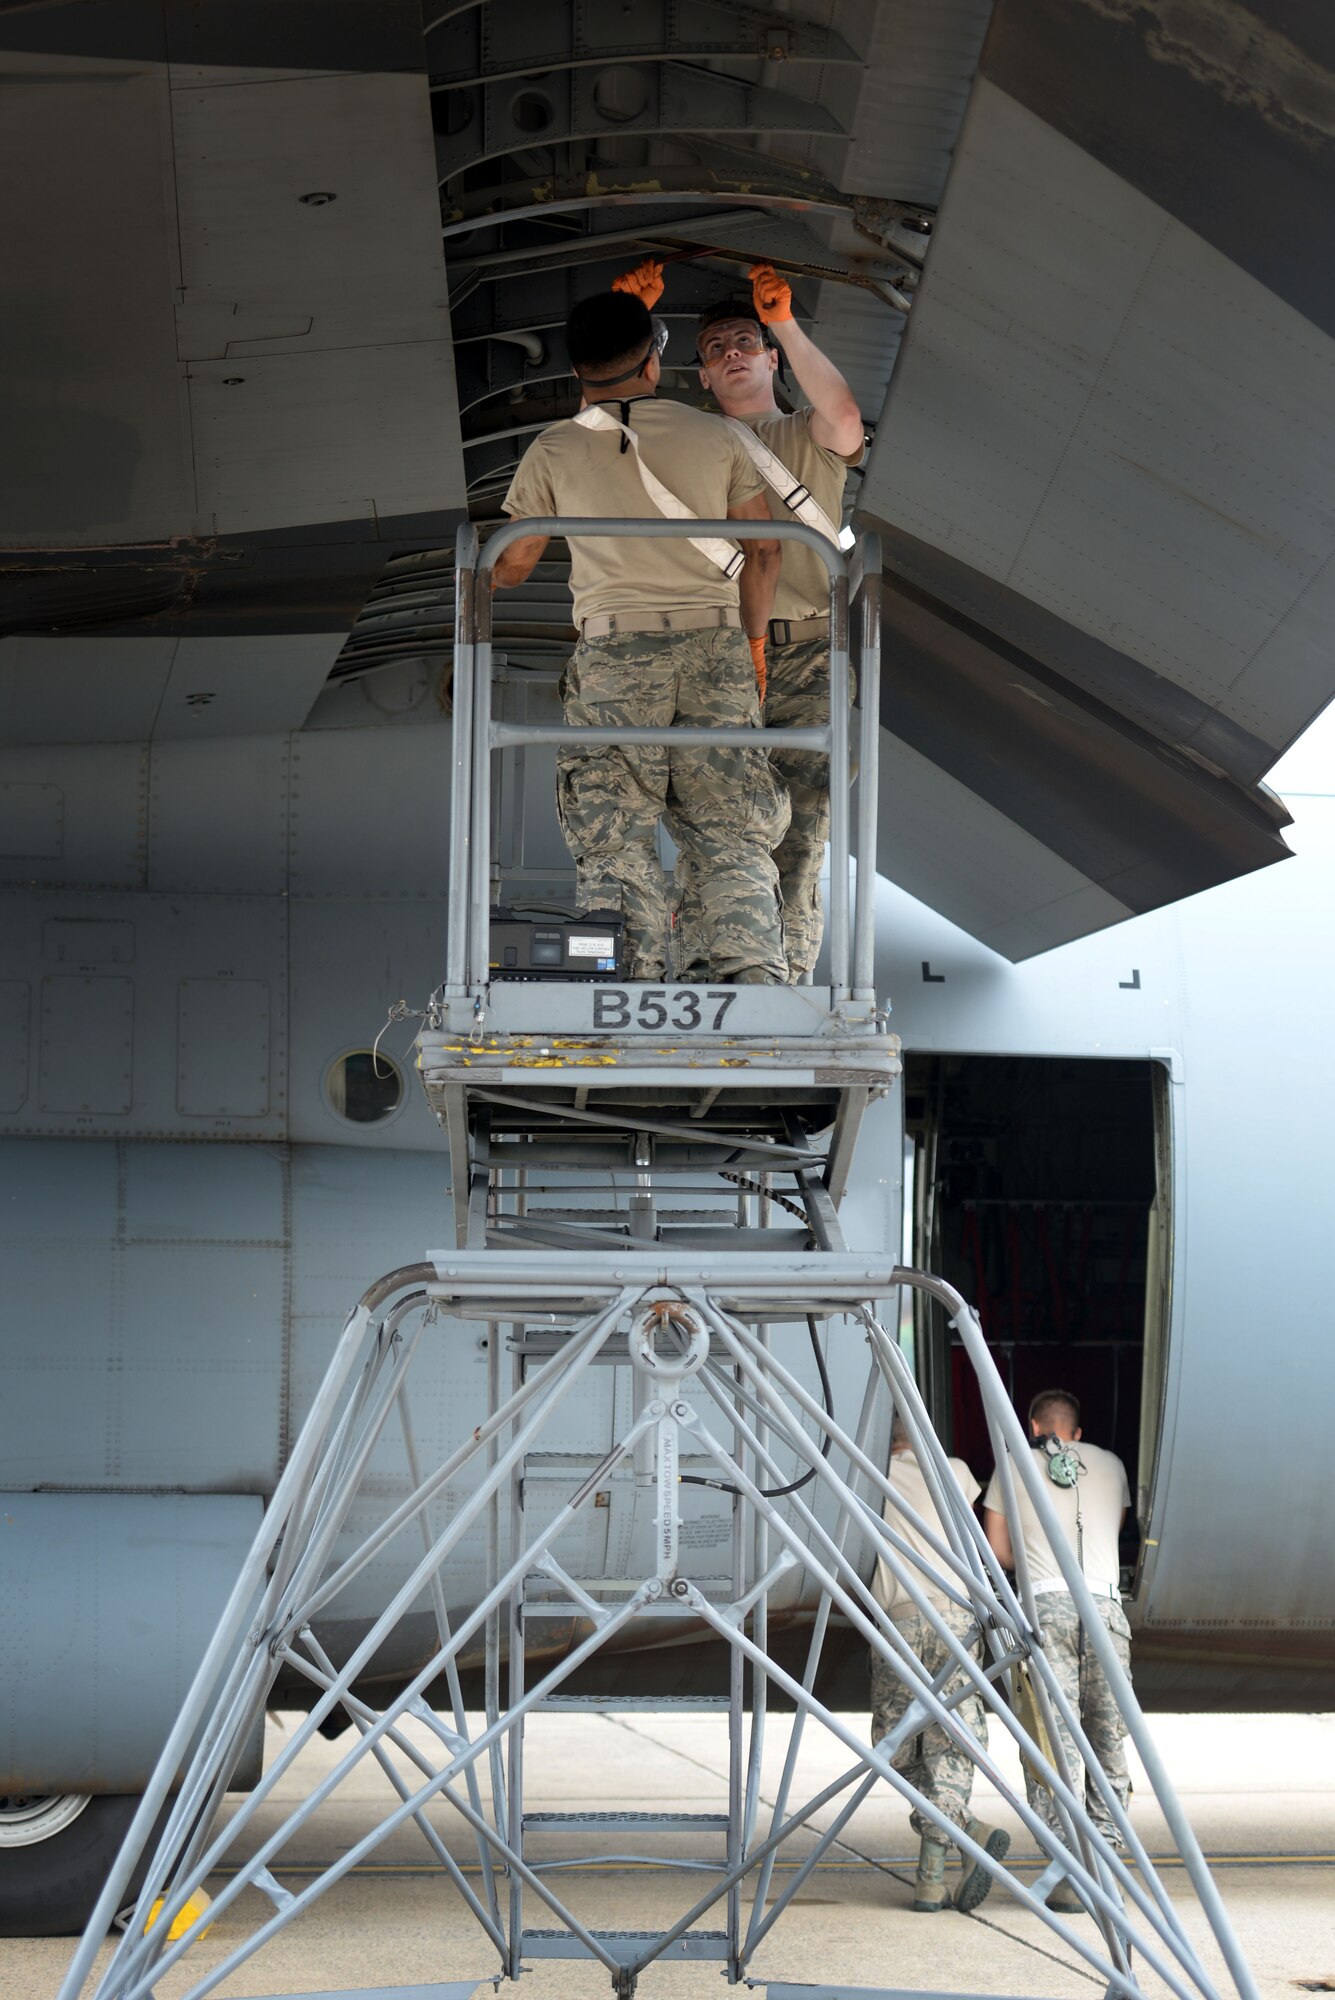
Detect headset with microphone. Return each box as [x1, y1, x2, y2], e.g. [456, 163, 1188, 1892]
[1033, 1432, 1085, 1489]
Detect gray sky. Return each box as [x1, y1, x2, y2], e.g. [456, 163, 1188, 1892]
[1264, 701, 1335, 797]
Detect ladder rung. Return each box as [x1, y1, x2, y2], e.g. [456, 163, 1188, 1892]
[522, 1928, 730, 1961]
[523, 1809, 729, 1831]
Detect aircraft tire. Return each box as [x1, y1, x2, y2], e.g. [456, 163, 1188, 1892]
[0, 1792, 147, 1936]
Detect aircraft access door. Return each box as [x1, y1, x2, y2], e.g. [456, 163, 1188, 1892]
[903, 1052, 1165, 1587]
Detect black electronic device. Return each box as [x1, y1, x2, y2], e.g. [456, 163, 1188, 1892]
[488, 906, 624, 980]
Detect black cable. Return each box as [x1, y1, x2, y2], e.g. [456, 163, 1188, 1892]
[680, 1315, 834, 1498]
[718, 1168, 809, 1223]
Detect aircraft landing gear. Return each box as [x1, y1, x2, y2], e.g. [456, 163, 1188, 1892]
[0, 1793, 143, 1937]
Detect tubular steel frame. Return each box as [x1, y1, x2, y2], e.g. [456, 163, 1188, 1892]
[61, 518, 1258, 2000]
[60, 1260, 1257, 2000]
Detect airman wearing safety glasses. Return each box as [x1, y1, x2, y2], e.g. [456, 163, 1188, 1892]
[614, 260, 865, 983]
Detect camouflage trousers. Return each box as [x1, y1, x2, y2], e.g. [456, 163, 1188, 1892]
[769, 637, 855, 979]
[1028, 1593, 1133, 1849]
[556, 627, 790, 983]
[868, 1602, 987, 1840]
[673, 637, 853, 981]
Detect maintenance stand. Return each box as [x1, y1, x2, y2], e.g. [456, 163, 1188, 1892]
[59, 522, 1260, 2000]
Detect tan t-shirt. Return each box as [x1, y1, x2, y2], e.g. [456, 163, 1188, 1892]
[873, 1449, 982, 1618]
[984, 1441, 1130, 1598]
[503, 398, 764, 629]
[734, 408, 859, 624]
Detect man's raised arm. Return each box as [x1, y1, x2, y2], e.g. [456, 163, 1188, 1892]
[750, 264, 864, 458]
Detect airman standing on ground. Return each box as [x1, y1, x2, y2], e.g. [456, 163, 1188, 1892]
[871, 1417, 1011, 1914]
[983, 1388, 1134, 1913]
[614, 258, 865, 981]
[493, 290, 790, 983]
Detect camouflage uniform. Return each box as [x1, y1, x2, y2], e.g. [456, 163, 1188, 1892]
[766, 636, 855, 980]
[672, 636, 853, 982]
[1028, 1592, 1133, 1848]
[868, 1603, 987, 1837]
[557, 625, 790, 983]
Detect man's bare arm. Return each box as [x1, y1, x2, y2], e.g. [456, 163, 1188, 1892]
[729, 491, 780, 638]
[491, 530, 549, 590]
[983, 1507, 1015, 1571]
[767, 317, 864, 458]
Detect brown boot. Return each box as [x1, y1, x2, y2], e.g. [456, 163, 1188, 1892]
[955, 1817, 1010, 1914]
[912, 1835, 952, 1912]
[1046, 1878, 1085, 1914]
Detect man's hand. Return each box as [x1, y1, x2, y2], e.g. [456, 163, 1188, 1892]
[750, 263, 793, 325]
[613, 258, 664, 309]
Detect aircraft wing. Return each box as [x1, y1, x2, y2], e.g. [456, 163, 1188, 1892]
[0, 6, 466, 720]
[4, 1, 1333, 959]
[860, 0, 1335, 955]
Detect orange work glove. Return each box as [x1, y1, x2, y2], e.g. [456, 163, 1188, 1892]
[748, 634, 768, 706]
[612, 258, 664, 309]
[749, 262, 793, 325]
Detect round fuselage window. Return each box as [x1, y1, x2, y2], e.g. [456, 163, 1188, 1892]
[324, 1049, 404, 1124]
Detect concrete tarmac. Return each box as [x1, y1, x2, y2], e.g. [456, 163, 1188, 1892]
[13, 1710, 1335, 2000]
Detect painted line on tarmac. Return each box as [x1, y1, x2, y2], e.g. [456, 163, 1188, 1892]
[210, 1852, 1335, 1878]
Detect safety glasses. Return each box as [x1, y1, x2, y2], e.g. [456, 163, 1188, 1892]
[697, 326, 767, 365]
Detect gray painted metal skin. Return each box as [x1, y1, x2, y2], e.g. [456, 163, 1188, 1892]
[856, 37, 1335, 951]
[0, 1495, 263, 1794]
[0, 4, 465, 636]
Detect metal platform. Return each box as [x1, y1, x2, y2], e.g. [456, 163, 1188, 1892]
[420, 993, 899, 1249]
[419, 987, 897, 1117]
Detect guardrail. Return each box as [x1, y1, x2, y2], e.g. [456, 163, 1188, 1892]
[447, 517, 882, 1004]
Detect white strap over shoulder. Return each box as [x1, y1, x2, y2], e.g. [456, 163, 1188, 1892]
[573, 406, 744, 578]
[723, 417, 842, 548]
